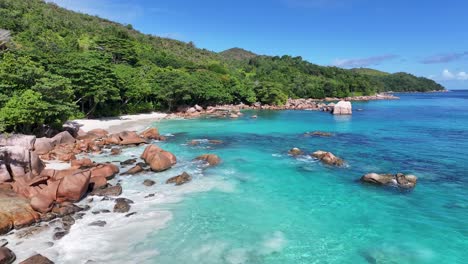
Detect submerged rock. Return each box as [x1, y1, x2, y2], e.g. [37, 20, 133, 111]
[88, 220, 106, 227]
[311, 150, 344, 166]
[361, 173, 417, 189]
[304, 131, 333, 137]
[166, 172, 192, 186]
[194, 154, 221, 166]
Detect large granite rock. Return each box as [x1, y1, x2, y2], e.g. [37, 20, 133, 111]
[0, 188, 40, 234]
[361, 173, 418, 189]
[140, 128, 160, 140]
[0, 134, 36, 150]
[51, 131, 75, 145]
[117, 131, 146, 145]
[332, 101, 352, 115]
[0, 146, 45, 183]
[33, 138, 55, 155]
[311, 150, 345, 166]
[141, 145, 176, 172]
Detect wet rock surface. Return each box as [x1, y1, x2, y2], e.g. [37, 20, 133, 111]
[311, 150, 345, 167]
[88, 220, 106, 227]
[166, 172, 192, 186]
[113, 198, 132, 213]
[143, 179, 155, 186]
[90, 185, 122, 197]
[361, 173, 418, 189]
[19, 254, 54, 264]
[194, 154, 221, 166]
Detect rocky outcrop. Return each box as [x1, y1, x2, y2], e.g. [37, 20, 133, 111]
[117, 131, 146, 145]
[0, 146, 45, 183]
[51, 131, 76, 145]
[332, 101, 352, 115]
[0, 134, 36, 150]
[19, 254, 54, 264]
[140, 127, 165, 141]
[141, 145, 176, 172]
[194, 154, 221, 166]
[311, 150, 345, 166]
[166, 172, 192, 186]
[33, 138, 55, 155]
[361, 173, 418, 189]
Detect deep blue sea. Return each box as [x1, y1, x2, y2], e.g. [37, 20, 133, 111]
[8, 91, 468, 264]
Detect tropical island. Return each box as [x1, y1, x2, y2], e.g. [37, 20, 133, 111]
[1, 1, 463, 264]
[0, 0, 445, 135]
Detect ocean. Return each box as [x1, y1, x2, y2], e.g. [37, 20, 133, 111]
[7, 91, 468, 263]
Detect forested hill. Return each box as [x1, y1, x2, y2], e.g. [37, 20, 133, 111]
[0, 0, 445, 134]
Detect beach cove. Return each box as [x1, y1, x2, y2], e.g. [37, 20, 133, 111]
[1, 91, 467, 263]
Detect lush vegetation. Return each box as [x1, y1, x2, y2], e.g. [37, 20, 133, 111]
[352, 68, 445, 92]
[0, 0, 445, 134]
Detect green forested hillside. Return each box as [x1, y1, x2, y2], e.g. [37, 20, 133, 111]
[0, 0, 445, 133]
[352, 68, 445, 92]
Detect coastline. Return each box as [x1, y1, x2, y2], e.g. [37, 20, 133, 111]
[0, 93, 399, 263]
[64, 94, 398, 131]
[66, 112, 168, 133]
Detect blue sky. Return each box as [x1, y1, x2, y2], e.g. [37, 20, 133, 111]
[48, 0, 467, 89]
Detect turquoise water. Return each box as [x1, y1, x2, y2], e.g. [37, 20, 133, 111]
[9, 92, 467, 263]
[142, 91, 468, 264]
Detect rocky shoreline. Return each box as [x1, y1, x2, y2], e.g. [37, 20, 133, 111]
[169, 94, 397, 119]
[0, 127, 220, 263]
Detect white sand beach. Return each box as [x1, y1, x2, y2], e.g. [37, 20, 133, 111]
[66, 112, 168, 133]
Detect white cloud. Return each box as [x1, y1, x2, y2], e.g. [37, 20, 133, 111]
[434, 69, 468, 81]
[442, 69, 455, 79]
[457, 71, 468, 80]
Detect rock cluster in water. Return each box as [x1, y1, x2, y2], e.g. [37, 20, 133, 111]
[361, 173, 418, 189]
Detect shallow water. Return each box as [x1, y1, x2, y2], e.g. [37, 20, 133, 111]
[6, 91, 468, 263]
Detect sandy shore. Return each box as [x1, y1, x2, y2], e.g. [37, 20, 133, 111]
[66, 112, 168, 134]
